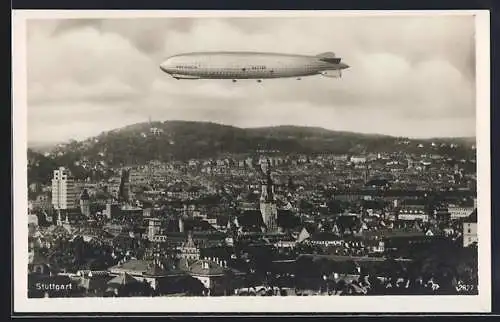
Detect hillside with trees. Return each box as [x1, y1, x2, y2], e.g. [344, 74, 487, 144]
[27, 120, 476, 184]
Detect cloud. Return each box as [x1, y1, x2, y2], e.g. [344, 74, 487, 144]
[28, 24, 156, 88]
[29, 78, 141, 104]
[25, 14, 476, 143]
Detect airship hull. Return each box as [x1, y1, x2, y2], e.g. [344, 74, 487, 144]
[160, 52, 348, 80]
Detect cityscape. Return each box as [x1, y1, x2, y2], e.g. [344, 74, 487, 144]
[27, 121, 478, 297]
[22, 14, 480, 301]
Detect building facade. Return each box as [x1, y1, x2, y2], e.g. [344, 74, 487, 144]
[463, 222, 478, 247]
[397, 209, 429, 222]
[448, 206, 475, 220]
[178, 232, 200, 260]
[51, 167, 77, 210]
[148, 218, 162, 241]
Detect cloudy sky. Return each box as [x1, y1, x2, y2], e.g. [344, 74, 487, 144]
[26, 14, 476, 143]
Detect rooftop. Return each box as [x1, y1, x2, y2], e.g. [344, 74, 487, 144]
[109, 259, 182, 277]
[107, 272, 139, 286]
[188, 260, 226, 277]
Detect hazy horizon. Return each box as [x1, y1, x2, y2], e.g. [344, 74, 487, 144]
[27, 119, 477, 147]
[27, 14, 477, 143]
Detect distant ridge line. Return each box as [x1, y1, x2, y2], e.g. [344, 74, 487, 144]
[28, 120, 476, 146]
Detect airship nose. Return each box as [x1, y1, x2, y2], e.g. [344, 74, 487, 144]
[159, 59, 171, 73]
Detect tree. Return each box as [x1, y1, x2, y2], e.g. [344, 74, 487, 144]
[299, 199, 314, 213]
[326, 200, 344, 214]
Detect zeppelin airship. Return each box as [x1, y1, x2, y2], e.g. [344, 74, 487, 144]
[159, 51, 349, 82]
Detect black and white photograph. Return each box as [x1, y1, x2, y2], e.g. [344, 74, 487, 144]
[12, 10, 491, 313]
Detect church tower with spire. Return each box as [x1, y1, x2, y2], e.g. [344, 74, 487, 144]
[260, 159, 278, 232]
[80, 189, 90, 217]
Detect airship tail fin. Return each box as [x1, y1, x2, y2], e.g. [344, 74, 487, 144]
[316, 52, 336, 59]
[316, 52, 342, 64]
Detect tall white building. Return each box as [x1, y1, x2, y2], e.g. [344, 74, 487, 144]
[51, 167, 77, 210]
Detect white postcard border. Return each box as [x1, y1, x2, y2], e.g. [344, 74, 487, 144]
[12, 9, 491, 313]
